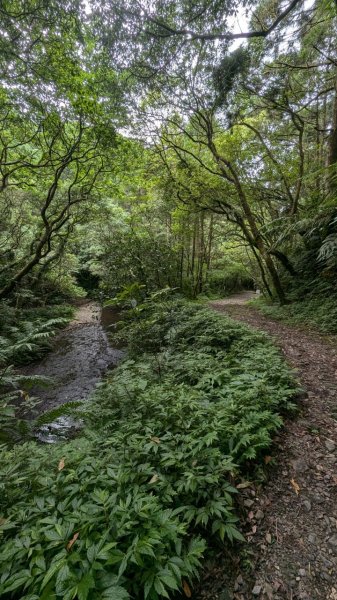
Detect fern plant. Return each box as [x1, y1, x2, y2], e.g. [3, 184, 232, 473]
[0, 307, 70, 443]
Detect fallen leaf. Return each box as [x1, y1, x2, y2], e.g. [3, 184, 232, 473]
[237, 481, 252, 489]
[248, 511, 254, 520]
[264, 456, 272, 464]
[252, 525, 257, 534]
[290, 478, 300, 495]
[266, 532, 272, 544]
[150, 436, 161, 444]
[66, 532, 79, 551]
[182, 580, 192, 598]
[149, 474, 159, 484]
[58, 458, 65, 471]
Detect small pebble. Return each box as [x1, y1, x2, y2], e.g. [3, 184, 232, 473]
[255, 509, 264, 520]
[325, 439, 336, 452]
[328, 534, 337, 553]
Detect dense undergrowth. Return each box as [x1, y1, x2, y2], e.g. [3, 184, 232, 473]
[0, 303, 75, 365]
[254, 283, 337, 335]
[0, 301, 298, 600]
[0, 302, 75, 443]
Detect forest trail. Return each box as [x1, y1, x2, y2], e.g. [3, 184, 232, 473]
[205, 295, 337, 600]
[23, 302, 123, 441]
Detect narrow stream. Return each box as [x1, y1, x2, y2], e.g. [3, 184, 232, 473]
[27, 303, 124, 443]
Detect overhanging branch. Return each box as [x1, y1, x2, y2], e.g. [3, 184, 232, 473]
[146, 0, 302, 42]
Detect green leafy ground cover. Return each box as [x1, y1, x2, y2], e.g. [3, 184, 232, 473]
[253, 292, 337, 335]
[0, 303, 75, 365]
[0, 302, 298, 600]
[0, 303, 75, 443]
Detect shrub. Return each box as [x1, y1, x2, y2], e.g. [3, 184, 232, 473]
[255, 291, 337, 334]
[0, 302, 74, 443]
[0, 302, 298, 599]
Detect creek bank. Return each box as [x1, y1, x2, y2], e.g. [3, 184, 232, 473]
[23, 302, 124, 442]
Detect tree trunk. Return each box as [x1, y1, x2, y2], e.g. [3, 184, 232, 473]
[328, 77, 337, 191]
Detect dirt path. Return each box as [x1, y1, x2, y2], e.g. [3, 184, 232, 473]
[202, 296, 337, 600]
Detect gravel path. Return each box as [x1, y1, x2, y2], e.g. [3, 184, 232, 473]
[198, 295, 337, 600]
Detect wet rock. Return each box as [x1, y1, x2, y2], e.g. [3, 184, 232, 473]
[97, 358, 108, 369]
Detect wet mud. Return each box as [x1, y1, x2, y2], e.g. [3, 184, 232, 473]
[24, 302, 124, 442]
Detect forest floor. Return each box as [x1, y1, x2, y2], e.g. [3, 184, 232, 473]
[198, 295, 337, 600]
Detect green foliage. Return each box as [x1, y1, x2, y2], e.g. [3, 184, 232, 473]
[0, 302, 298, 599]
[255, 208, 337, 333]
[0, 303, 74, 443]
[0, 303, 74, 365]
[213, 48, 250, 108]
[206, 264, 254, 296]
[255, 291, 337, 334]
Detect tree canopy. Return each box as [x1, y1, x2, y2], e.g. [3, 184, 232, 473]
[0, 0, 336, 304]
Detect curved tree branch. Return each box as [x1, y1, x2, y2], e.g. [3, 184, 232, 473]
[145, 0, 302, 42]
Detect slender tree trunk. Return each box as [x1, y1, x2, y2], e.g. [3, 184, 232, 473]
[179, 243, 184, 290]
[328, 76, 337, 191]
[233, 173, 287, 304]
[206, 214, 213, 271]
[208, 134, 287, 304]
[250, 246, 273, 299]
[190, 215, 197, 295]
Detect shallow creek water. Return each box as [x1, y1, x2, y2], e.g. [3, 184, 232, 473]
[26, 302, 124, 442]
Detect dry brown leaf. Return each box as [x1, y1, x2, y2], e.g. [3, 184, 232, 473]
[237, 481, 252, 489]
[150, 436, 161, 444]
[66, 531, 79, 551]
[149, 474, 159, 484]
[182, 580, 192, 598]
[58, 458, 65, 471]
[290, 478, 300, 495]
[264, 456, 272, 464]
